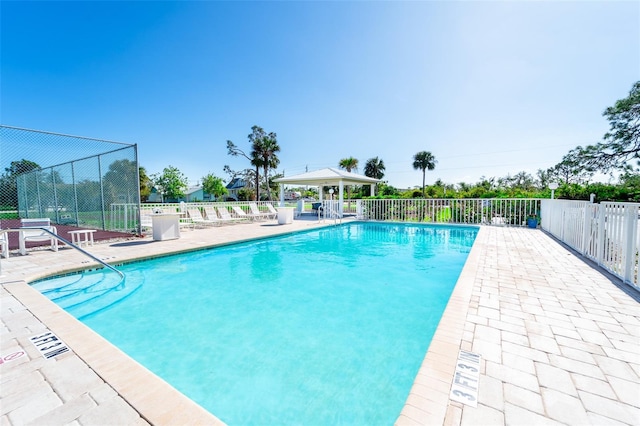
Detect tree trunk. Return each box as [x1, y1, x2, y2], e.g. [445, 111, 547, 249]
[264, 165, 271, 201]
[254, 166, 260, 201]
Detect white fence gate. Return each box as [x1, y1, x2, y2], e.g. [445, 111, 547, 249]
[541, 200, 639, 289]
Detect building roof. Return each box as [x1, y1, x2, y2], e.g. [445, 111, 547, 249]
[273, 167, 380, 186]
[226, 178, 246, 190]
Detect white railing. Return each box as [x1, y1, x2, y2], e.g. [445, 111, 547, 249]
[321, 200, 342, 225]
[541, 199, 639, 289]
[356, 198, 541, 226]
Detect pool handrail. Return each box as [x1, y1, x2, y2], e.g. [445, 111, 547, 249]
[5, 227, 125, 282]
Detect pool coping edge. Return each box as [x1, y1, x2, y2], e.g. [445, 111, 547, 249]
[396, 226, 486, 425]
[4, 280, 224, 426]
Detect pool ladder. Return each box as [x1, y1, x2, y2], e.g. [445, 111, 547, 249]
[320, 204, 342, 226]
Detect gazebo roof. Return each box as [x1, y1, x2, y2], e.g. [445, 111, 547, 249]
[273, 167, 380, 186]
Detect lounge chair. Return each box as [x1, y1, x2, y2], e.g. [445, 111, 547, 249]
[265, 203, 281, 219]
[231, 206, 262, 221]
[250, 203, 276, 220]
[202, 206, 219, 220]
[204, 206, 238, 225]
[187, 208, 217, 227]
[140, 211, 153, 230]
[217, 206, 248, 223]
[19, 218, 58, 255]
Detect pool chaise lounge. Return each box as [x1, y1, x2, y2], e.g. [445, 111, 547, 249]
[187, 208, 218, 227]
[231, 205, 264, 221]
[203, 206, 243, 225]
[249, 202, 277, 220]
[217, 206, 249, 223]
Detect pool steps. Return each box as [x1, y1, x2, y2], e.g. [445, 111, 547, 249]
[31, 271, 144, 319]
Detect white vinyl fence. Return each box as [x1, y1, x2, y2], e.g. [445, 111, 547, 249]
[356, 198, 541, 226]
[541, 200, 640, 289]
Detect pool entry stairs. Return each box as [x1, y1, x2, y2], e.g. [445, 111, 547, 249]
[32, 271, 142, 319]
[25, 227, 137, 320]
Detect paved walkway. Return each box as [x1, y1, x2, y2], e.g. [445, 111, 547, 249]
[1, 221, 639, 425]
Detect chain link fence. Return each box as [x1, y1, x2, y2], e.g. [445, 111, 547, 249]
[1, 125, 140, 233]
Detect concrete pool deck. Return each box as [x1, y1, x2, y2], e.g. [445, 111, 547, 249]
[1, 220, 639, 425]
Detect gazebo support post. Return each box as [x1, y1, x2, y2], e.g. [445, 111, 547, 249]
[339, 180, 344, 217]
[279, 184, 285, 207]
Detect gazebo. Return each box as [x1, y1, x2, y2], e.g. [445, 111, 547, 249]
[273, 167, 380, 217]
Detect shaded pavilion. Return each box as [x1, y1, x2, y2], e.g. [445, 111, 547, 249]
[273, 168, 381, 217]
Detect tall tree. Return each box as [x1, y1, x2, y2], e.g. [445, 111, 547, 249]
[363, 157, 385, 196]
[364, 157, 385, 179]
[227, 136, 260, 201]
[152, 165, 188, 201]
[139, 167, 152, 202]
[412, 151, 437, 197]
[573, 81, 640, 172]
[201, 173, 228, 200]
[0, 159, 41, 208]
[102, 159, 138, 204]
[338, 157, 359, 202]
[251, 128, 280, 201]
[338, 157, 359, 173]
[548, 151, 594, 185]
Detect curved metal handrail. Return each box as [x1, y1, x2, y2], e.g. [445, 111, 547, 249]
[7, 227, 125, 281]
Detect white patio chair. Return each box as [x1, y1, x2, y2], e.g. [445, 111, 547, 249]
[19, 218, 58, 255]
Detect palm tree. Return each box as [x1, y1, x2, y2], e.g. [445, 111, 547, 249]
[364, 157, 385, 196]
[227, 135, 261, 201]
[338, 157, 359, 173]
[251, 129, 280, 201]
[338, 157, 359, 207]
[412, 151, 437, 197]
[364, 157, 385, 179]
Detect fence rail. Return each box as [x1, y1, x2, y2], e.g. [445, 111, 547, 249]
[541, 199, 639, 289]
[356, 198, 541, 226]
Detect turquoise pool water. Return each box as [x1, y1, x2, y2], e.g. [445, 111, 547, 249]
[39, 222, 478, 425]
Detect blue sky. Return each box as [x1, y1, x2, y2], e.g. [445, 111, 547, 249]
[2, 1, 638, 189]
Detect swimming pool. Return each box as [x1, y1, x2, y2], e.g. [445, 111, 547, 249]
[37, 222, 478, 425]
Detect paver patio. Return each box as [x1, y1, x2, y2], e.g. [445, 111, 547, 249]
[1, 221, 638, 425]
